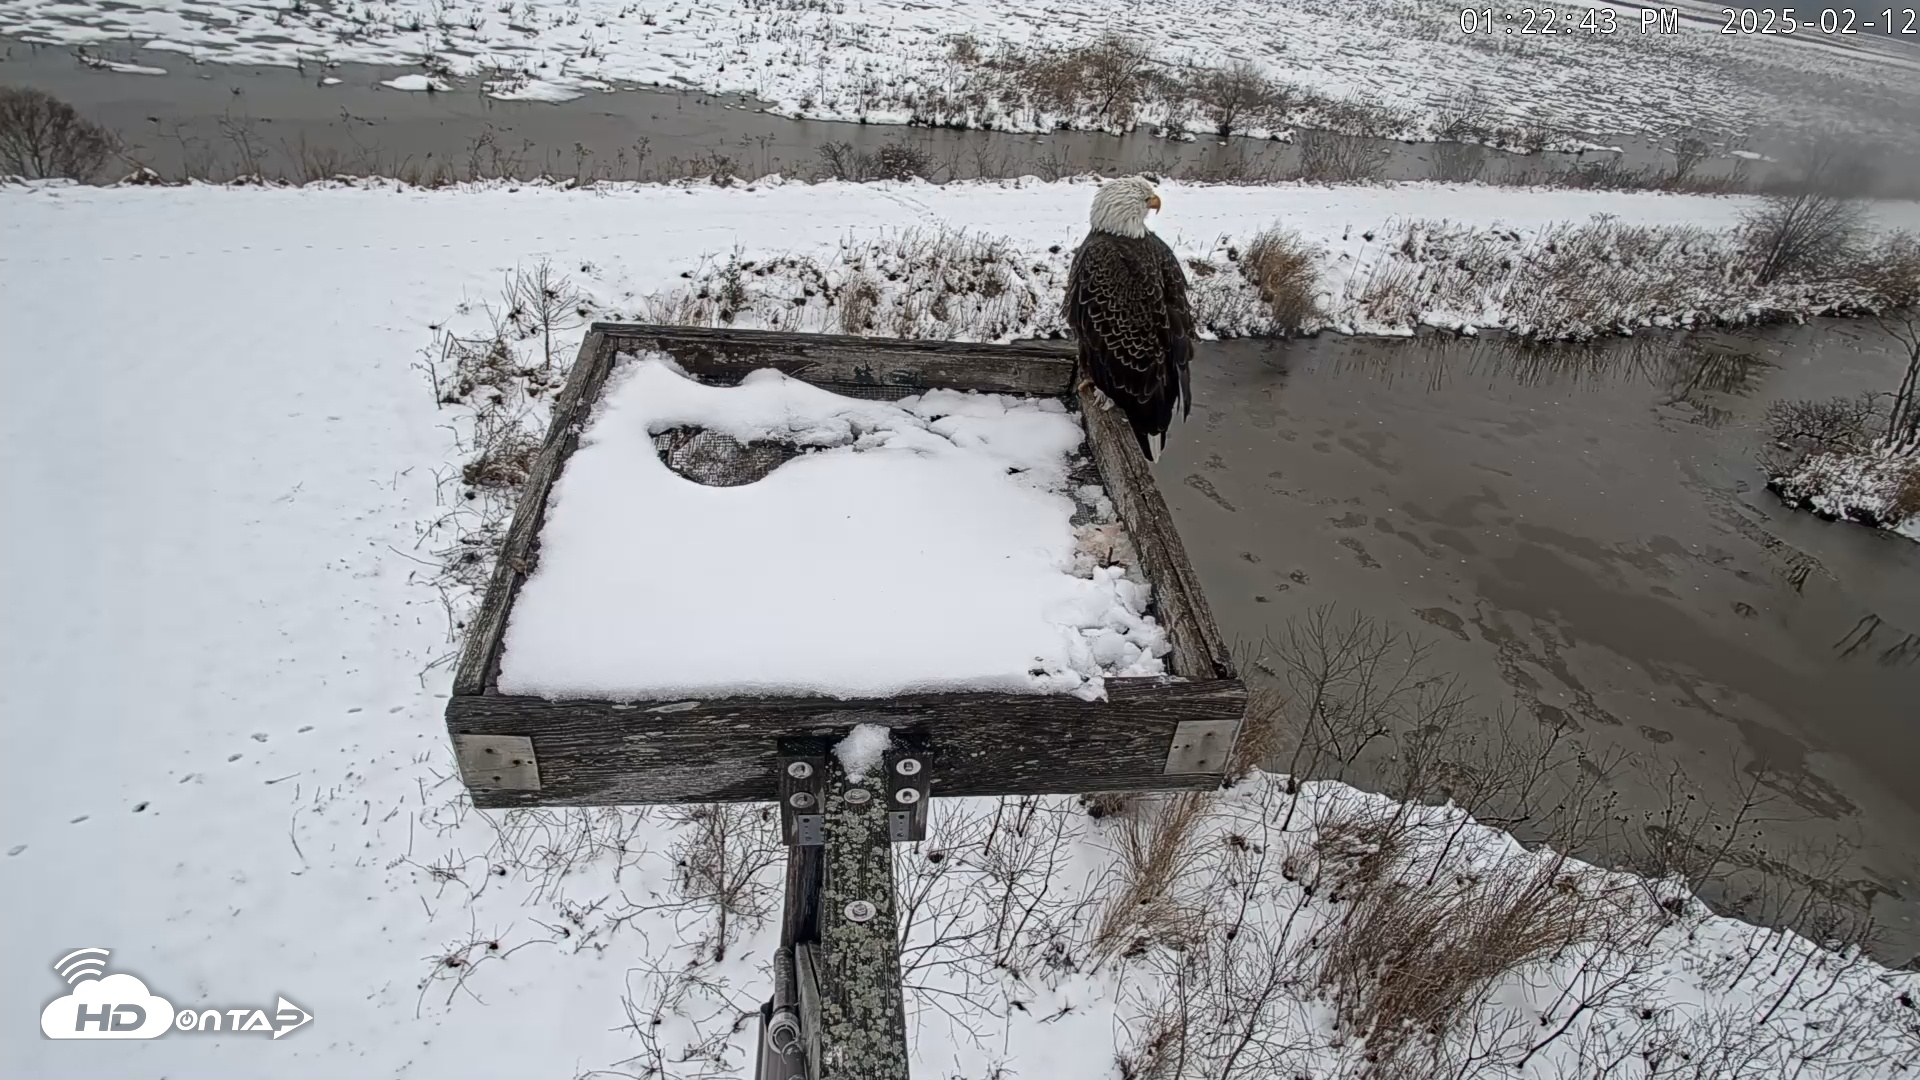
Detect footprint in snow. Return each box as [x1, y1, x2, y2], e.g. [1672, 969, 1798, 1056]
[7, 845, 25, 856]
[228, 753, 243, 762]
[251, 733, 268, 742]
[70, 815, 89, 824]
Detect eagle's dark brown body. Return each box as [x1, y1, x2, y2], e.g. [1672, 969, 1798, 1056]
[1064, 227, 1195, 461]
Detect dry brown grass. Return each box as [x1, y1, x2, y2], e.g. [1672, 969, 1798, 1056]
[1318, 845, 1648, 1063]
[1849, 230, 1920, 308]
[1239, 226, 1321, 334]
[1890, 459, 1920, 520]
[1090, 791, 1215, 962]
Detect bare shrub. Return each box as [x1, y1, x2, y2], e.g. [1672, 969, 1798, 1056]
[1198, 58, 1275, 137]
[1239, 226, 1319, 333]
[504, 261, 586, 370]
[1146, 66, 1198, 139]
[866, 139, 933, 181]
[1296, 129, 1386, 184]
[1667, 120, 1715, 183]
[1741, 192, 1867, 284]
[0, 85, 118, 180]
[1763, 395, 1879, 456]
[1002, 33, 1154, 130]
[660, 802, 782, 962]
[814, 139, 862, 181]
[1431, 84, 1492, 143]
[1785, 133, 1884, 198]
[816, 138, 932, 182]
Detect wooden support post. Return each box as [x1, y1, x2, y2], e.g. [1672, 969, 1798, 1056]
[808, 756, 908, 1080]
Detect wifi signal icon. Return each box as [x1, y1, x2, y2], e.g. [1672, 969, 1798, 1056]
[54, 948, 111, 985]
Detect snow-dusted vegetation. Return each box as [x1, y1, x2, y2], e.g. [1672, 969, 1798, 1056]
[6, 178, 1919, 1078]
[638, 188, 1920, 341]
[4, 0, 1918, 145]
[1763, 311, 1920, 541]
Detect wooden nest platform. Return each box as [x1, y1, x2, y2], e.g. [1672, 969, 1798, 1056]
[446, 324, 1246, 808]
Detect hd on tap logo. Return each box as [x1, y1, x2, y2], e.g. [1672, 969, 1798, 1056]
[41, 948, 312, 1040]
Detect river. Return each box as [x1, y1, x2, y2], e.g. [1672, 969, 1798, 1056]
[1162, 326, 1920, 964]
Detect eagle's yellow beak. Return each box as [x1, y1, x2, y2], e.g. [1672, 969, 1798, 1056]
[1148, 193, 1162, 211]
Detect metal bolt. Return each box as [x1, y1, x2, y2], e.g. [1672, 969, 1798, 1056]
[844, 900, 876, 923]
[788, 791, 816, 809]
[786, 761, 814, 779]
[843, 787, 872, 805]
[894, 758, 922, 776]
[894, 788, 921, 805]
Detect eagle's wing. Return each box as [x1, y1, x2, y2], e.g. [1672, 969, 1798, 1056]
[1148, 230, 1195, 422]
[1066, 232, 1178, 460]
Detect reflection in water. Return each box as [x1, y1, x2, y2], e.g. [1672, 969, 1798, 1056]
[1303, 332, 1773, 403]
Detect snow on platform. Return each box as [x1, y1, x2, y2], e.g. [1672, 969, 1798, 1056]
[495, 354, 1168, 702]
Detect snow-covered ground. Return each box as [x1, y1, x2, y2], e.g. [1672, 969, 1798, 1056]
[4, 178, 1918, 1077]
[4, 0, 1918, 143]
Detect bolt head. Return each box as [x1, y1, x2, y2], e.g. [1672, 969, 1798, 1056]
[786, 761, 814, 779]
[894, 757, 922, 776]
[788, 791, 816, 809]
[894, 788, 921, 804]
[844, 900, 876, 923]
[843, 787, 872, 805]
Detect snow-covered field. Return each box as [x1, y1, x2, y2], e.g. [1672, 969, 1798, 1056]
[4, 178, 1919, 1078]
[4, 0, 1918, 143]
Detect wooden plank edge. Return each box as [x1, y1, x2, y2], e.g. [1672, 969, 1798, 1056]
[1076, 381, 1237, 681]
[466, 770, 1227, 809]
[450, 329, 613, 696]
[446, 676, 1249, 728]
[594, 323, 1078, 395]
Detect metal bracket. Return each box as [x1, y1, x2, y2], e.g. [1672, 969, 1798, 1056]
[777, 749, 828, 847]
[1163, 718, 1240, 775]
[884, 739, 932, 843]
[451, 734, 541, 791]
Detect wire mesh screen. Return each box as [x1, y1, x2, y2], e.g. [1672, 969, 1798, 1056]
[653, 427, 803, 487]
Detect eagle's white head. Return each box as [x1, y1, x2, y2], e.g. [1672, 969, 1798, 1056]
[1089, 176, 1162, 239]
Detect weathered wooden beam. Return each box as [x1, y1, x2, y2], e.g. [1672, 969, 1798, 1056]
[594, 322, 1078, 397]
[809, 756, 908, 1080]
[452, 329, 614, 696]
[446, 677, 1247, 807]
[1076, 381, 1236, 682]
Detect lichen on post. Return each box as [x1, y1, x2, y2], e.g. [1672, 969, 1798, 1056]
[813, 756, 908, 1080]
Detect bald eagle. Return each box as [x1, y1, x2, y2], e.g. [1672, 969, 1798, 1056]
[1064, 176, 1194, 462]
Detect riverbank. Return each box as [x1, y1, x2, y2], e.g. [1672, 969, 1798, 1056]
[4, 0, 1919, 148]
